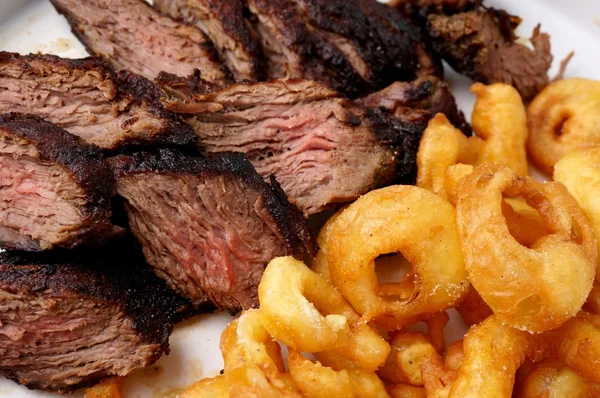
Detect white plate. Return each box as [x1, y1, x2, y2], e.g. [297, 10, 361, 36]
[0, 0, 599, 397]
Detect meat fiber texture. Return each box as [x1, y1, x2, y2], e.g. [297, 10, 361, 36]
[110, 148, 315, 311]
[0, 113, 116, 251]
[0, 52, 196, 150]
[0, 239, 196, 393]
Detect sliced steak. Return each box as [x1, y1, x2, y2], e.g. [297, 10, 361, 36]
[0, 114, 115, 251]
[0, 240, 194, 393]
[49, 0, 230, 84]
[153, 0, 264, 82]
[158, 77, 427, 216]
[426, 8, 553, 100]
[0, 52, 195, 150]
[361, 76, 471, 135]
[110, 148, 314, 311]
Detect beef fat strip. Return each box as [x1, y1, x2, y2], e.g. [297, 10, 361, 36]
[49, 0, 230, 84]
[154, 0, 264, 82]
[158, 76, 429, 216]
[425, 7, 553, 100]
[0, 114, 115, 251]
[0, 52, 195, 150]
[110, 149, 314, 311]
[0, 244, 190, 393]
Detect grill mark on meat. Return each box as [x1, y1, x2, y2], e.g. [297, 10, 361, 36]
[426, 9, 553, 100]
[153, 0, 265, 82]
[0, 114, 115, 251]
[0, 52, 196, 150]
[0, 240, 195, 393]
[361, 76, 471, 135]
[110, 149, 314, 310]
[49, 0, 231, 84]
[158, 78, 426, 215]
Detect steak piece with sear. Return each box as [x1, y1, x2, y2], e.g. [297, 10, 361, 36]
[49, 0, 230, 84]
[0, 240, 194, 393]
[110, 148, 314, 311]
[0, 52, 195, 150]
[0, 114, 115, 251]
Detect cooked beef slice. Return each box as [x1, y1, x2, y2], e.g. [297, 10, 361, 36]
[153, 0, 264, 82]
[49, 0, 230, 84]
[0, 52, 195, 150]
[110, 149, 314, 310]
[426, 8, 553, 100]
[361, 76, 471, 135]
[158, 78, 426, 216]
[391, 0, 481, 16]
[0, 114, 115, 251]
[0, 240, 192, 393]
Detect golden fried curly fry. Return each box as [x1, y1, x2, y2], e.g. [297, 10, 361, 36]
[443, 164, 474, 207]
[528, 78, 600, 176]
[554, 146, 600, 278]
[259, 257, 390, 371]
[287, 350, 388, 398]
[513, 360, 600, 398]
[501, 198, 550, 248]
[471, 83, 529, 176]
[327, 186, 469, 330]
[180, 375, 229, 398]
[424, 311, 449, 354]
[221, 309, 301, 397]
[386, 383, 426, 398]
[378, 330, 438, 386]
[84, 378, 123, 398]
[456, 165, 597, 332]
[444, 340, 464, 372]
[455, 288, 493, 327]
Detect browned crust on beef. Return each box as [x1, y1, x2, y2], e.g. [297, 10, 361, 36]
[0, 114, 114, 234]
[49, 0, 231, 84]
[111, 149, 316, 258]
[0, 52, 197, 149]
[0, 239, 202, 392]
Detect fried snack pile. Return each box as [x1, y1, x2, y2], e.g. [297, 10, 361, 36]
[181, 79, 600, 398]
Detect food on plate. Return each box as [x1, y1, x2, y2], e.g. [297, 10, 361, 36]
[49, 0, 229, 84]
[513, 360, 600, 398]
[326, 185, 468, 329]
[455, 288, 492, 326]
[288, 350, 388, 398]
[153, 0, 265, 82]
[470, 83, 529, 176]
[528, 79, 600, 175]
[259, 257, 389, 370]
[360, 76, 470, 135]
[424, 4, 553, 100]
[456, 165, 597, 332]
[0, 113, 116, 251]
[0, 242, 192, 393]
[84, 377, 124, 398]
[221, 309, 302, 397]
[0, 52, 196, 150]
[158, 77, 429, 216]
[377, 330, 437, 385]
[180, 375, 229, 398]
[109, 149, 314, 311]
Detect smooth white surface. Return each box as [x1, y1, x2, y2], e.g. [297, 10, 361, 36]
[0, 1, 599, 397]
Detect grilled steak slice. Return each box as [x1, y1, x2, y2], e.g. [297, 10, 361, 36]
[158, 77, 427, 216]
[153, 0, 264, 82]
[426, 8, 553, 100]
[49, 0, 230, 84]
[110, 149, 314, 310]
[0, 52, 195, 150]
[0, 114, 115, 251]
[361, 76, 471, 135]
[0, 240, 193, 393]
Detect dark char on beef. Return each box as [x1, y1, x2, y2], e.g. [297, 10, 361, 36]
[0, 239, 197, 393]
[153, 0, 265, 82]
[157, 76, 445, 216]
[110, 148, 315, 311]
[0, 52, 196, 150]
[0, 113, 116, 251]
[49, 0, 231, 84]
